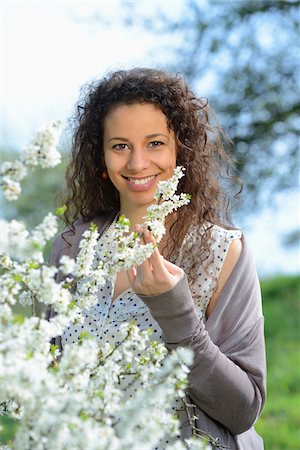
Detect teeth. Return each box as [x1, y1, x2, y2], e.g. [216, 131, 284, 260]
[128, 175, 155, 185]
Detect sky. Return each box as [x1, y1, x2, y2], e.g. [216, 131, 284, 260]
[0, 1, 299, 277]
[1, 1, 172, 145]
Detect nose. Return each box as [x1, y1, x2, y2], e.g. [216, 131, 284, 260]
[126, 148, 150, 172]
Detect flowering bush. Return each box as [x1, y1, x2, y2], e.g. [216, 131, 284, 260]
[0, 124, 210, 449]
[0, 122, 61, 201]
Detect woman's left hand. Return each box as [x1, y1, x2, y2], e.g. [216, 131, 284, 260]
[126, 225, 184, 297]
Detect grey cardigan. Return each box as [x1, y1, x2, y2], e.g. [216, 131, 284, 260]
[48, 211, 266, 450]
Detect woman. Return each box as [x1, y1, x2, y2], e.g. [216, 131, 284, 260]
[49, 68, 266, 449]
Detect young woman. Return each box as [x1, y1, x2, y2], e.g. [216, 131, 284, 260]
[49, 68, 266, 449]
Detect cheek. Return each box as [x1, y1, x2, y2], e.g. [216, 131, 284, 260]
[104, 153, 118, 174]
[103, 150, 110, 168]
[168, 149, 177, 169]
[160, 146, 176, 166]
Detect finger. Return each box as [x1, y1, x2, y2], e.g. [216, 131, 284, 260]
[141, 225, 169, 276]
[135, 225, 154, 274]
[162, 258, 185, 277]
[126, 266, 136, 286]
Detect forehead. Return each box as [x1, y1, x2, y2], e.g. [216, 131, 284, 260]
[103, 103, 170, 134]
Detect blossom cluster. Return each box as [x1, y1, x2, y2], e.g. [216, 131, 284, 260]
[1, 318, 204, 450]
[145, 166, 191, 242]
[0, 121, 61, 201]
[0, 145, 210, 449]
[99, 166, 191, 281]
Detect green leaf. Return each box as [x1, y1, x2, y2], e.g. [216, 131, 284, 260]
[26, 350, 33, 359]
[90, 222, 98, 232]
[68, 300, 77, 310]
[13, 314, 25, 325]
[12, 274, 22, 283]
[50, 344, 58, 355]
[79, 331, 91, 341]
[79, 411, 90, 421]
[54, 205, 67, 216]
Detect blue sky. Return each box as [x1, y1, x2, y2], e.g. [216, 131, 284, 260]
[1, 1, 299, 276]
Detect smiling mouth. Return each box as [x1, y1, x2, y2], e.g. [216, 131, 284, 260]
[122, 175, 158, 185]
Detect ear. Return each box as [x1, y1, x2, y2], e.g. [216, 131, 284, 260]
[101, 170, 109, 180]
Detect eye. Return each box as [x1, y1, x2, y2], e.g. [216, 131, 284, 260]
[149, 141, 164, 148]
[113, 143, 129, 151]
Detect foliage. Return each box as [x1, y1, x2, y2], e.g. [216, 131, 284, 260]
[255, 274, 300, 449]
[121, 0, 300, 210]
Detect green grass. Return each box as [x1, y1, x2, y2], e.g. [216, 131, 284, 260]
[255, 275, 300, 450]
[1, 275, 299, 448]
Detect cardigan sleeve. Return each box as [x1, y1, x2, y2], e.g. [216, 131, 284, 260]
[138, 240, 266, 436]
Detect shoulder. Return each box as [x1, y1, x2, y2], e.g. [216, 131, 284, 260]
[208, 223, 242, 245]
[201, 224, 243, 317]
[192, 222, 242, 266]
[190, 221, 242, 243]
[207, 233, 261, 319]
[205, 223, 242, 262]
[49, 210, 117, 265]
[215, 237, 243, 290]
[63, 210, 117, 244]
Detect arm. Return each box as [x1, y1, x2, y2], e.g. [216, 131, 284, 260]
[132, 231, 266, 435]
[206, 238, 242, 317]
[139, 276, 265, 435]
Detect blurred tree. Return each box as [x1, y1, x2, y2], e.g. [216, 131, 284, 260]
[282, 229, 300, 247]
[122, 0, 300, 210]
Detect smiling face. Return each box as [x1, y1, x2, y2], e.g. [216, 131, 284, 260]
[103, 103, 177, 215]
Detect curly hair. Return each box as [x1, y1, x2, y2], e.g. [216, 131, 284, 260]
[62, 68, 242, 276]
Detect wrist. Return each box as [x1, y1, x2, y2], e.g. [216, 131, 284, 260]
[138, 276, 200, 343]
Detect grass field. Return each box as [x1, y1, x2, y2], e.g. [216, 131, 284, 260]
[1, 274, 299, 448]
[255, 275, 300, 450]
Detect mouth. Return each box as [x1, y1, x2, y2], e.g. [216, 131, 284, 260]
[122, 174, 158, 185]
[121, 174, 160, 192]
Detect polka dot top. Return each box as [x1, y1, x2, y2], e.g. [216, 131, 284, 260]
[62, 221, 241, 448]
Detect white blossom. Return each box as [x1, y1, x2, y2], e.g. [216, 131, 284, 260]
[0, 177, 22, 201]
[98, 166, 190, 279]
[0, 162, 211, 450]
[0, 219, 29, 257]
[0, 120, 62, 201]
[22, 121, 62, 168]
[0, 160, 28, 182]
[31, 212, 58, 248]
[0, 254, 13, 270]
[59, 255, 76, 275]
[74, 225, 100, 277]
[0, 214, 58, 262]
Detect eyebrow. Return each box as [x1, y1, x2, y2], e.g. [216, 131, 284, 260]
[107, 133, 169, 143]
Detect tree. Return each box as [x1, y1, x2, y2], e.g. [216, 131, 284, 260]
[122, 0, 300, 210]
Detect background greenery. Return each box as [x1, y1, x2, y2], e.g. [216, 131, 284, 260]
[1, 274, 299, 449]
[255, 275, 300, 449]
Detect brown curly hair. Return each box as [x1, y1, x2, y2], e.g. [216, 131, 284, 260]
[62, 68, 241, 273]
